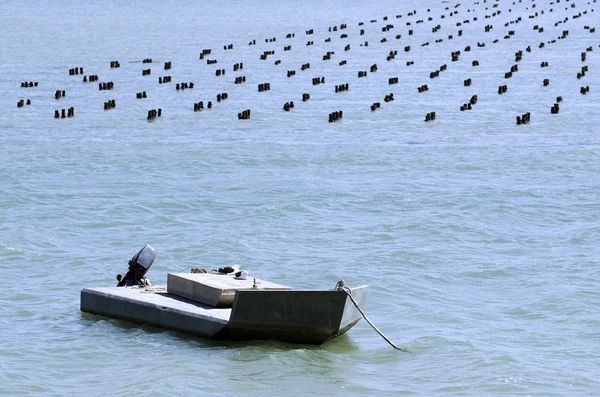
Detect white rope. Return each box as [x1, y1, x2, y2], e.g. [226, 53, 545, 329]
[336, 280, 408, 352]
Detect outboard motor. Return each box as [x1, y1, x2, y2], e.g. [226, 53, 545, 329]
[116, 245, 156, 287]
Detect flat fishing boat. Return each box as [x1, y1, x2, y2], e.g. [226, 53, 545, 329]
[80, 245, 368, 345]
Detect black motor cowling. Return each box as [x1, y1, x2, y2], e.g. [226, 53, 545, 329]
[116, 245, 155, 287]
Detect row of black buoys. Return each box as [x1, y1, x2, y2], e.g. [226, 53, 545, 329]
[335, 83, 349, 92]
[498, 84, 508, 94]
[387, 50, 397, 61]
[136, 91, 147, 99]
[344, 44, 351, 51]
[580, 86, 590, 94]
[148, 109, 162, 120]
[301, 63, 310, 71]
[104, 99, 116, 110]
[339, 60, 347, 66]
[110, 61, 120, 68]
[215, 68, 226, 76]
[69, 67, 84, 75]
[83, 75, 98, 82]
[17, 99, 31, 107]
[417, 84, 429, 93]
[55, 90, 66, 99]
[199, 49, 211, 60]
[274, 60, 281, 65]
[233, 62, 243, 71]
[283, 101, 295, 111]
[384, 93, 395, 102]
[302, 93, 310, 102]
[54, 107, 74, 118]
[238, 109, 250, 119]
[515, 50, 523, 61]
[581, 51, 587, 62]
[223, 44, 233, 50]
[176, 82, 194, 90]
[370, 102, 381, 111]
[99, 82, 114, 90]
[543, 78, 550, 86]
[424, 112, 436, 122]
[216, 93, 228, 102]
[323, 51, 334, 61]
[193, 101, 213, 111]
[451, 50, 460, 61]
[328, 110, 343, 122]
[550, 103, 560, 114]
[17, 0, 595, 125]
[142, 58, 152, 63]
[260, 50, 275, 60]
[577, 66, 588, 79]
[285, 33, 295, 38]
[234, 76, 246, 84]
[358, 71, 368, 78]
[505, 71, 513, 78]
[406, 61, 414, 66]
[370, 64, 378, 73]
[307, 40, 314, 46]
[248, 39, 257, 46]
[460, 95, 478, 111]
[541, 61, 549, 67]
[306, 29, 313, 35]
[258, 83, 271, 92]
[164, 61, 172, 70]
[206, 59, 217, 65]
[142, 69, 151, 76]
[516, 112, 531, 125]
[312, 77, 325, 85]
[284, 45, 291, 51]
[21, 81, 38, 87]
[404, 45, 411, 52]
[159, 76, 171, 84]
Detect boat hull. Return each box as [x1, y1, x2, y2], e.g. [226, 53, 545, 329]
[215, 287, 368, 344]
[80, 285, 368, 345]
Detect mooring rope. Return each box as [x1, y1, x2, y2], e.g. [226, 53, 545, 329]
[336, 280, 408, 352]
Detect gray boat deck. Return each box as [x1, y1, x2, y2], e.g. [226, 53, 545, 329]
[81, 286, 231, 336]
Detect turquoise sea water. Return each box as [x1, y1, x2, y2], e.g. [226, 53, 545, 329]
[1, 0, 599, 395]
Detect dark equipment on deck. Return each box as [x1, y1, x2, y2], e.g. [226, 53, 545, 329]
[116, 245, 155, 287]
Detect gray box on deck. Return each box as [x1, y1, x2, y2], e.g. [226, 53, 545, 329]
[167, 273, 292, 307]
